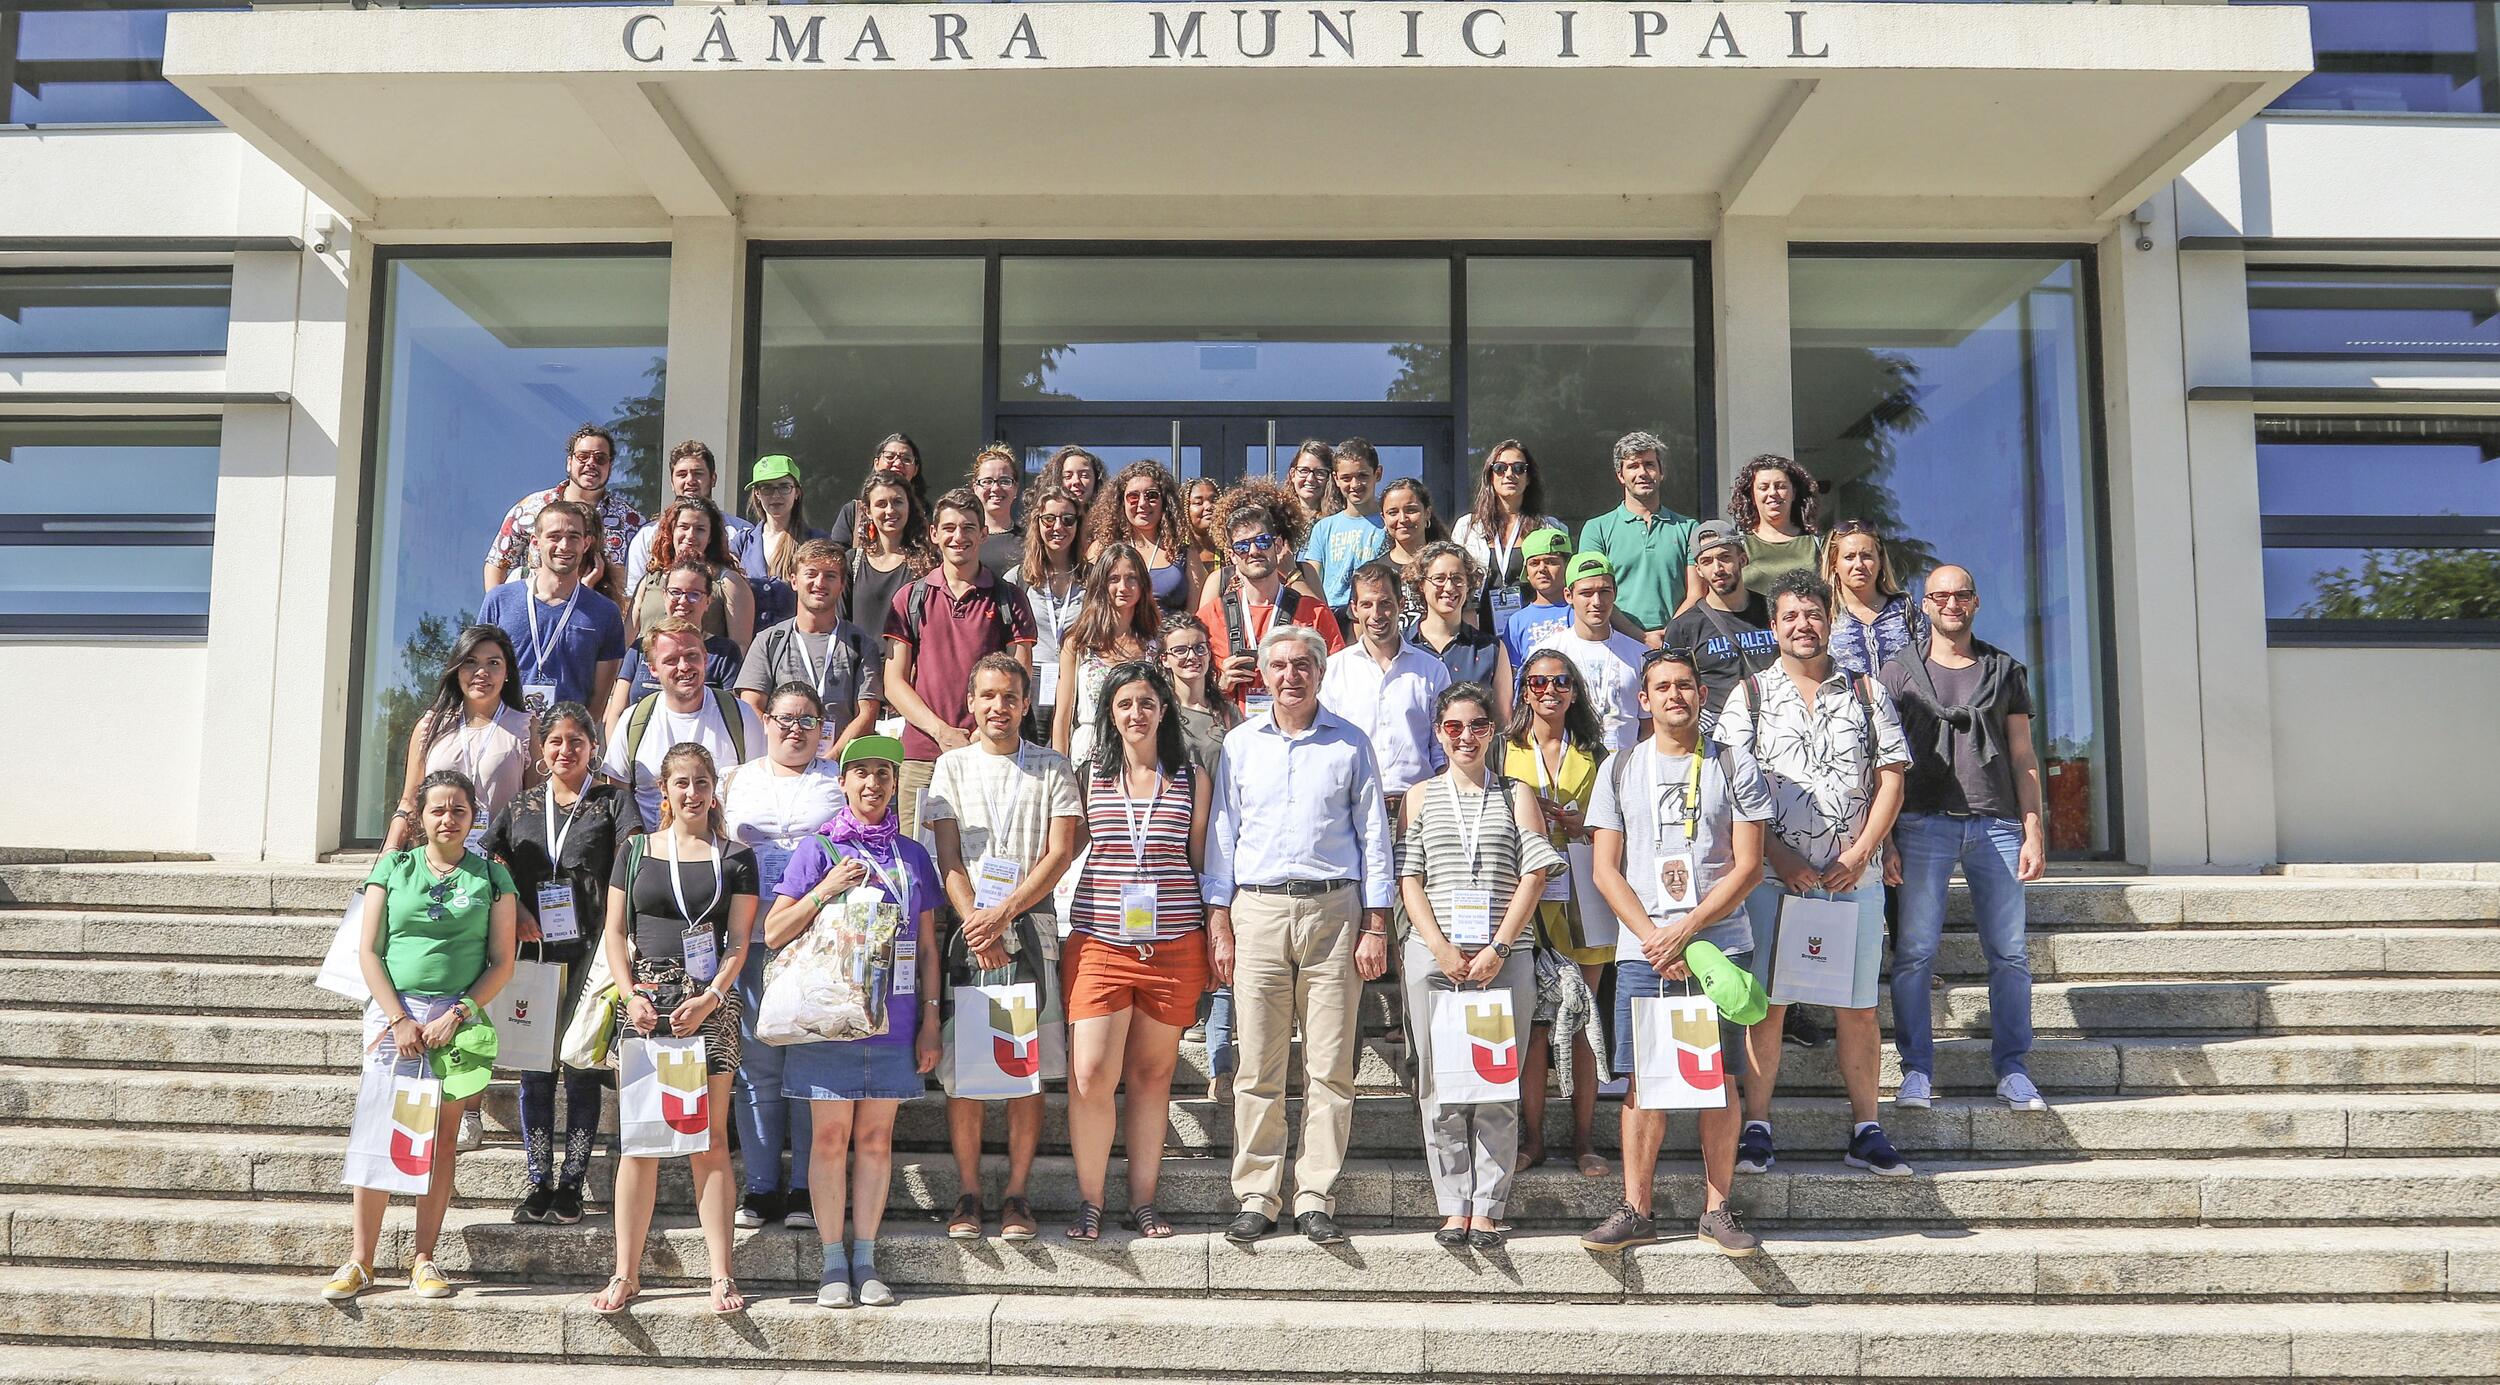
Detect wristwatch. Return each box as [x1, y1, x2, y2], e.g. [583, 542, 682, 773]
[1491, 941, 1514, 959]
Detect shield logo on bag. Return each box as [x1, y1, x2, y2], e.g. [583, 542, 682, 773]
[1462, 999, 1519, 1084]
[389, 1084, 440, 1174]
[989, 992, 1040, 1078]
[1806, 935, 1824, 958]
[656, 1046, 709, 1134]
[1668, 1001, 1725, 1090]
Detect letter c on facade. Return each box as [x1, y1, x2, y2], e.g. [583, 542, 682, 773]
[623, 12, 665, 63]
[1463, 7, 1505, 58]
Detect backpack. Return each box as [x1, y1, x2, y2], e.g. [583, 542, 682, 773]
[1222, 583, 1321, 660]
[899, 571, 1019, 651]
[622, 687, 748, 794]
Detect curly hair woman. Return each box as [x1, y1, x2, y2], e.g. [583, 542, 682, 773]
[1726, 453, 1825, 598]
[1083, 459, 1202, 615]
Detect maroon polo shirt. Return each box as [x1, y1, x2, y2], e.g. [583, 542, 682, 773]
[884, 565, 1037, 761]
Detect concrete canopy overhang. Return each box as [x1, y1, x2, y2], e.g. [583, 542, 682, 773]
[164, 2, 2311, 237]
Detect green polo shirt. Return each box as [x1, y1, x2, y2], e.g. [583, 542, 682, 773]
[1577, 503, 1697, 632]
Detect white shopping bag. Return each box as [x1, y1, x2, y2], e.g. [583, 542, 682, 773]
[1631, 993, 1731, 1111]
[616, 1035, 713, 1157]
[1566, 843, 1618, 949]
[490, 959, 564, 1074]
[1427, 989, 1522, 1104]
[313, 895, 371, 1003]
[1767, 895, 1860, 1008]
[341, 1060, 441, 1194]
[950, 982, 1045, 1100]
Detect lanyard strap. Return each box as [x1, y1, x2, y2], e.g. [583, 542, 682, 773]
[1117, 771, 1164, 866]
[1036, 572, 1079, 646]
[791, 627, 841, 703]
[662, 834, 725, 932]
[982, 748, 1029, 853]
[521, 580, 581, 683]
[1236, 582, 1279, 655]
[835, 842, 911, 914]
[1443, 770, 1497, 872]
[543, 783, 583, 866]
[1486, 516, 1523, 588]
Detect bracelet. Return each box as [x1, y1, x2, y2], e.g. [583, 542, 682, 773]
[1359, 927, 1389, 938]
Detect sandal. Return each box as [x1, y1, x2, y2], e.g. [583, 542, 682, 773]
[1126, 1203, 1174, 1239]
[591, 1274, 639, 1314]
[1577, 1151, 1613, 1179]
[1064, 1201, 1103, 1242]
[711, 1276, 745, 1316]
[946, 1193, 985, 1240]
[1000, 1195, 1039, 1242]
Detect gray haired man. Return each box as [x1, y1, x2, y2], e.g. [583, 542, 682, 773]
[1574, 430, 1699, 640]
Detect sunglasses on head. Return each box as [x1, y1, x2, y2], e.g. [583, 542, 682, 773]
[1640, 644, 1700, 670]
[1832, 519, 1881, 537]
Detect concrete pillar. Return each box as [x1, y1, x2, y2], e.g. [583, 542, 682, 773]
[2095, 187, 2216, 868]
[1713, 216, 1795, 496]
[662, 217, 747, 503]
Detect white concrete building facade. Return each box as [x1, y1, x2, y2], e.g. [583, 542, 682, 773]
[2, 0, 2491, 866]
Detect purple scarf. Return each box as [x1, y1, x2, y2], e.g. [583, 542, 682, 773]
[819, 802, 900, 867]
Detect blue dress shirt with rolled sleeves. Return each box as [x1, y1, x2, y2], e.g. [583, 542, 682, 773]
[1202, 707, 1397, 910]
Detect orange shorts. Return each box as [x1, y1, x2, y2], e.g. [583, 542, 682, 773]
[1063, 929, 1211, 1029]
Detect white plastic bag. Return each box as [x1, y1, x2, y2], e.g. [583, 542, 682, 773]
[313, 895, 371, 1003]
[490, 959, 564, 1074]
[1768, 895, 1860, 1008]
[757, 892, 897, 1045]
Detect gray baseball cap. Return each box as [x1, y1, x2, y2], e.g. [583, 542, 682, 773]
[1693, 518, 1744, 559]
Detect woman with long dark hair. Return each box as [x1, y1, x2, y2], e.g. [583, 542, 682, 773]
[1085, 459, 1202, 615]
[1061, 661, 1211, 1241]
[1007, 483, 1087, 741]
[745, 454, 822, 630]
[626, 496, 757, 646]
[1412, 540, 1512, 715]
[1729, 452, 1824, 598]
[845, 471, 932, 635]
[1502, 648, 1614, 1179]
[1053, 542, 1163, 764]
[1380, 476, 1451, 629]
[1046, 444, 1105, 511]
[1181, 476, 1224, 572]
[1450, 439, 1568, 628]
[385, 624, 535, 855]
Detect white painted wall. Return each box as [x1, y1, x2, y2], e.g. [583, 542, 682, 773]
[0, 643, 206, 851]
[2270, 649, 2500, 862]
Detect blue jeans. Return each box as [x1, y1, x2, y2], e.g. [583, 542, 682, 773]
[733, 937, 811, 1194]
[1204, 986, 1236, 1078]
[1892, 812, 2032, 1080]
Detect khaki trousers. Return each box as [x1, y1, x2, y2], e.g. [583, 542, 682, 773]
[1227, 883, 1363, 1219]
[899, 758, 935, 841]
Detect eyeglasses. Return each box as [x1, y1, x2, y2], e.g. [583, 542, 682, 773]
[663, 587, 707, 603]
[972, 476, 1015, 490]
[1439, 718, 1496, 739]
[877, 450, 916, 465]
[1926, 589, 1977, 607]
[1231, 533, 1278, 555]
[1522, 674, 1572, 693]
[1163, 643, 1209, 661]
[1423, 572, 1469, 589]
[1488, 461, 1530, 478]
[767, 713, 824, 733]
[1288, 468, 1328, 483]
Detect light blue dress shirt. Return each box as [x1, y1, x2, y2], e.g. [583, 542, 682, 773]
[1202, 706, 1396, 909]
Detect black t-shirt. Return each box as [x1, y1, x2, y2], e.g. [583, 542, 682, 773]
[484, 782, 637, 965]
[609, 835, 759, 964]
[1878, 649, 2036, 818]
[847, 554, 915, 636]
[980, 528, 1025, 578]
[1662, 593, 1777, 712]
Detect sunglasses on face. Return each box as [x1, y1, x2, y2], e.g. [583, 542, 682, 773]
[1522, 674, 1572, 693]
[1231, 533, 1278, 555]
[1489, 461, 1530, 478]
[1040, 512, 1080, 528]
[767, 713, 824, 733]
[1439, 718, 1496, 739]
[1926, 589, 1977, 607]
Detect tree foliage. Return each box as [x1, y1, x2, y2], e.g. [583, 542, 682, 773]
[2297, 547, 2500, 622]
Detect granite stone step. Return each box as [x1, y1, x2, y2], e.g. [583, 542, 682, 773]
[0, 1344, 1281, 1385]
[9, 1195, 2498, 1304]
[3, 1122, 2495, 1228]
[0, 1263, 2492, 1379]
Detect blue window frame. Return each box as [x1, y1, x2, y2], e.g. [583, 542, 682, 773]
[2258, 417, 2500, 644]
[2240, 0, 2500, 114]
[0, 269, 232, 358]
[2, 3, 234, 126]
[2249, 267, 2500, 365]
[0, 419, 219, 638]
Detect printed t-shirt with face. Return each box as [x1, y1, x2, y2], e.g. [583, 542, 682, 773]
[1584, 739, 1774, 963]
[735, 617, 886, 734]
[774, 833, 942, 1050]
[477, 578, 628, 712]
[720, 757, 849, 912]
[1660, 592, 1777, 716]
[610, 835, 758, 979]
[882, 568, 1038, 761]
[600, 693, 773, 829]
[1527, 625, 1649, 752]
[364, 848, 517, 997]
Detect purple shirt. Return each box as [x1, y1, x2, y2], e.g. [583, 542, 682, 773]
[775, 833, 940, 1049]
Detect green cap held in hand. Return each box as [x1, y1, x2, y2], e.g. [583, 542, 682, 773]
[1683, 939, 1769, 1026]
[431, 1014, 500, 1101]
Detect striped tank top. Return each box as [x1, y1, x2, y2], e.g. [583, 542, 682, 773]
[1069, 762, 1204, 944]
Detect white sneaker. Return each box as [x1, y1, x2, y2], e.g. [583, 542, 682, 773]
[1997, 1073, 2049, 1112]
[1895, 1070, 1934, 1110]
[456, 1108, 484, 1152]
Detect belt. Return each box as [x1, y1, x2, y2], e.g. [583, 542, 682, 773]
[1238, 878, 1355, 898]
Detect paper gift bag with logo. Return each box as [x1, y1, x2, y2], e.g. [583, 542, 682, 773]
[1632, 993, 1730, 1111]
[617, 1035, 712, 1157]
[489, 958, 563, 1074]
[1427, 989, 1522, 1104]
[950, 981, 1045, 1100]
[342, 1059, 442, 1194]
[313, 895, 372, 1003]
[1768, 894, 1860, 1009]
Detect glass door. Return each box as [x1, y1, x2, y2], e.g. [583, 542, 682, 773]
[996, 411, 1454, 503]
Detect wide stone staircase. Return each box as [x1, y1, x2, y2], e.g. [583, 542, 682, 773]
[2, 858, 2499, 1381]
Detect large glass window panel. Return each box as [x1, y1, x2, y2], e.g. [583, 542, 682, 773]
[0, 419, 218, 635]
[2249, 268, 2500, 370]
[1464, 256, 1703, 533]
[2239, 0, 2498, 113]
[0, 269, 230, 356]
[1790, 254, 2113, 855]
[2256, 417, 2500, 637]
[5, 5, 225, 125]
[752, 257, 985, 528]
[999, 257, 1449, 404]
[349, 253, 669, 842]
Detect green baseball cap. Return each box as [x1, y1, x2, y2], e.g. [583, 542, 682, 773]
[1564, 552, 1615, 589]
[749, 455, 801, 487]
[1683, 940, 1769, 1027]
[430, 1016, 500, 1101]
[1522, 528, 1574, 560]
[840, 733, 907, 768]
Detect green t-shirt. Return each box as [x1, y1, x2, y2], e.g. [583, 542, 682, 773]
[1742, 529, 1824, 597]
[363, 848, 514, 998]
[1577, 504, 1697, 633]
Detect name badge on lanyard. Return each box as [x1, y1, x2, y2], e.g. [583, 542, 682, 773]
[521, 581, 581, 714]
[1118, 776, 1161, 937]
[681, 923, 719, 984]
[1121, 883, 1159, 938]
[667, 840, 726, 983]
[1491, 587, 1524, 619]
[975, 856, 1023, 911]
[536, 883, 579, 943]
[522, 683, 557, 718]
[1450, 887, 1493, 946]
[884, 903, 916, 995]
